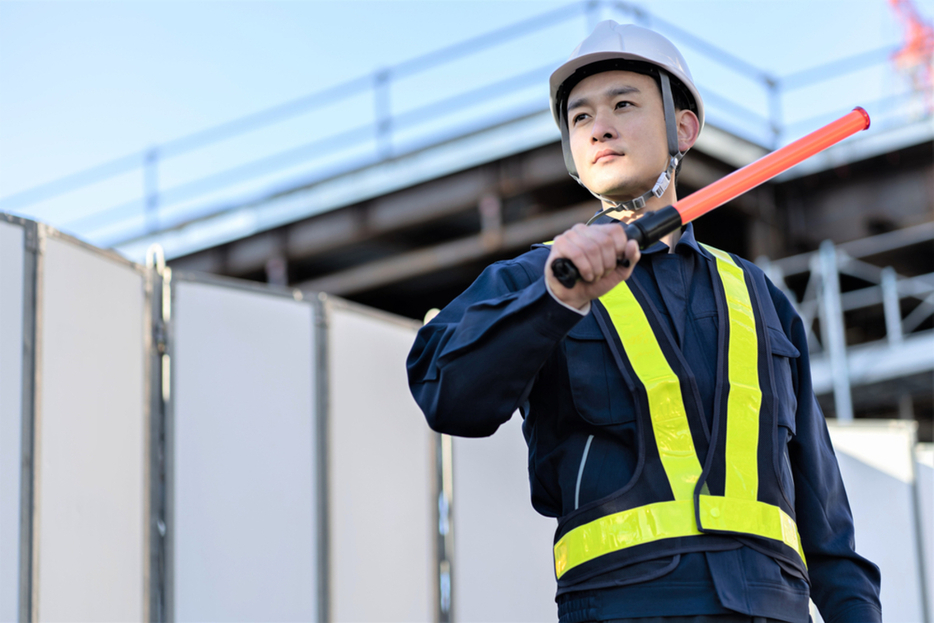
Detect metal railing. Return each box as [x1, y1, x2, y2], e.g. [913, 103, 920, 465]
[759, 222, 934, 421]
[0, 0, 922, 250]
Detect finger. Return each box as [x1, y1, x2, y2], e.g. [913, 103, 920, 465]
[606, 222, 631, 255]
[553, 235, 596, 283]
[627, 239, 641, 264]
[570, 227, 606, 278]
[588, 226, 619, 278]
[586, 223, 625, 269]
[591, 223, 631, 270]
[619, 239, 640, 276]
[565, 227, 608, 280]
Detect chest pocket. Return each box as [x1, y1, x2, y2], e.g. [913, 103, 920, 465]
[769, 326, 799, 506]
[564, 317, 636, 426]
[769, 327, 799, 433]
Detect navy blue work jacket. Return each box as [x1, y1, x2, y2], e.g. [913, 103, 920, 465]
[407, 222, 881, 623]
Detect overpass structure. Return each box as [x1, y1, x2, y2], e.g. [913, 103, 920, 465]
[2, 1, 932, 438]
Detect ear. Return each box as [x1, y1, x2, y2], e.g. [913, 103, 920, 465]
[676, 109, 700, 153]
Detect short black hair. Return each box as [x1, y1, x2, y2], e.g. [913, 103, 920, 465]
[559, 59, 695, 117]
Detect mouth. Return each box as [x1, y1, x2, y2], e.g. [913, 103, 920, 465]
[592, 149, 623, 164]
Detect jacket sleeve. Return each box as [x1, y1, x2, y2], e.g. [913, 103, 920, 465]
[768, 279, 883, 623]
[407, 251, 585, 438]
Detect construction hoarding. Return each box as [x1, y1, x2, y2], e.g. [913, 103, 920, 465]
[1, 212, 931, 622]
[0, 214, 433, 622]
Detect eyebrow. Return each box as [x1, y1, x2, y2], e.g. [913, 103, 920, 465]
[567, 86, 641, 112]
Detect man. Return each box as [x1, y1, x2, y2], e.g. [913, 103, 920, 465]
[407, 21, 881, 623]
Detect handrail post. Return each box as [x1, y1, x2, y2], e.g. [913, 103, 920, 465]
[881, 267, 904, 345]
[818, 240, 853, 422]
[144, 147, 160, 233]
[373, 69, 393, 160]
[586, 0, 601, 31]
[614, 1, 648, 25]
[766, 76, 782, 148]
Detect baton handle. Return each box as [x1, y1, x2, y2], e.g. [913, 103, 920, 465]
[551, 206, 681, 288]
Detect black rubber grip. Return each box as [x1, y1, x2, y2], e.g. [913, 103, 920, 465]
[551, 256, 631, 289]
[551, 206, 682, 288]
[551, 257, 585, 289]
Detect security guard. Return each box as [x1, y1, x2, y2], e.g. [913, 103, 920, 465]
[407, 21, 881, 622]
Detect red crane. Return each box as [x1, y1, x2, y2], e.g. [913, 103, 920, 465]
[889, 0, 934, 113]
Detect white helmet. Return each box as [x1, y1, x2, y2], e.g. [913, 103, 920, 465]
[549, 21, 705, 213]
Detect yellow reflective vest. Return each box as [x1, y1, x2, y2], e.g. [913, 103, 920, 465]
[553, 245, 807, 588]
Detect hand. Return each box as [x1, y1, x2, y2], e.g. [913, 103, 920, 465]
[545, 223, 640, 310]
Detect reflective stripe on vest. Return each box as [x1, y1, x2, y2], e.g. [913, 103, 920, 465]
[553, 246, 806, 580]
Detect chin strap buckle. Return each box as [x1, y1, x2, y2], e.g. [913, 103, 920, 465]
[650, 155, 680, 199]
[651, 171, 670, 199]
[579, 154, 682, 224]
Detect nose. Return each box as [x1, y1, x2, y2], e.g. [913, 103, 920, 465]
[590, 111, 618, 142]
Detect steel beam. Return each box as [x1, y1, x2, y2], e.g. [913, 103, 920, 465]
[298, 202, 596, 295]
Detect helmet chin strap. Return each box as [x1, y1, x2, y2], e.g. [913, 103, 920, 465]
[580, 154, 679, 225]
[567, 71, 684, 225]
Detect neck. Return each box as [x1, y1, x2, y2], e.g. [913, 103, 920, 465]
[600, 184, 681, 252]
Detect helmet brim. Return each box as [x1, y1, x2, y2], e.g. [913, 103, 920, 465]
[548, 50, 705, 132]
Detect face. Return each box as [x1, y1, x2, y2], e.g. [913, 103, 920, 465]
[566, 70, 671, 202]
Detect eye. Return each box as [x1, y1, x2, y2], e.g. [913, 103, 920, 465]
[571, 112, 589, 125]
[616, 100, 633, 110]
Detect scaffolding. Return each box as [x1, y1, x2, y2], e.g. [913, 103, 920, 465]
[760, 221, 934, 432]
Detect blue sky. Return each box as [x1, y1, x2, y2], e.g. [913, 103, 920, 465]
[0, 0, 930, 241]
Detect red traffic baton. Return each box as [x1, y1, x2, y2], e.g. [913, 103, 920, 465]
[552, 107, 871, 288]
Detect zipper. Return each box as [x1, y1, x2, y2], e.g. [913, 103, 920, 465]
[574, 435, 595, 510]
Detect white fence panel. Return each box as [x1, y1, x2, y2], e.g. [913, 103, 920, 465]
[826, 420, 926, 623]
[172, 279, 317, 622]
[37, 234, 147, 622]
[0, 220, 25, 622]
[452, 414, 558, 623]
[21, 212, 934, 623]
[327, 300, 433, 623]
[917, 443, 933, 623]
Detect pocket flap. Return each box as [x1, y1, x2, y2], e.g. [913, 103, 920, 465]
[768, 327, 800, 358]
